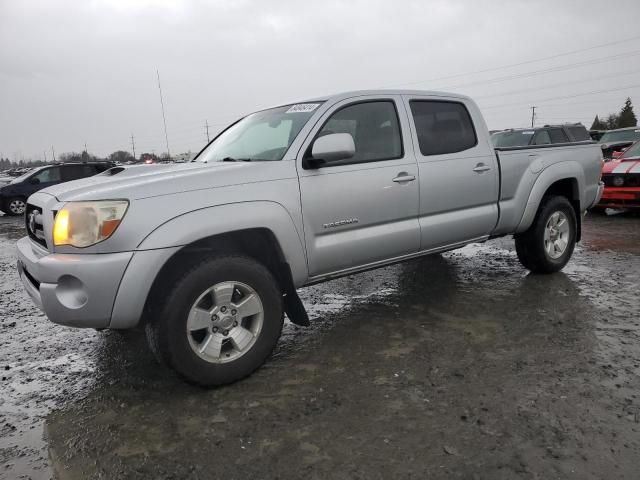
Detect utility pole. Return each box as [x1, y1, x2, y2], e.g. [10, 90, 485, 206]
[530, 106, 537, 128]
[84, 142, 88, 152]
[43, 151, 47, 162]
[205, 120, 210, 143]
[156, 69, 171, 159]
[51, 146, 56, 162]
[130, 133, 136, 160]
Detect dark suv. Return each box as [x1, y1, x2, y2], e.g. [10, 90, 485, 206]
[0, 162, 114, 216]
[491, 123, 592, 148]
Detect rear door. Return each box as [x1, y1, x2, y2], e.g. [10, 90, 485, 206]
[403, 96, 499, 250]
[297, 96, 420, 278]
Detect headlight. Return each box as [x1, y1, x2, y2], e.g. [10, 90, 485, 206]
[53, 200, 129, 247]
[612, 176, 625, 187]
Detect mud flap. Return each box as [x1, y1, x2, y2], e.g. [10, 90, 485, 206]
[279, 262, 310, 326]
[283, 291, 310, 326]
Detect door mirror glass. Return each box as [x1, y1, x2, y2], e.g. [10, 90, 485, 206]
[311, 133, 355, 163]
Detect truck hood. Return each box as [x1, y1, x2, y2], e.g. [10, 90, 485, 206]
[602, 156, 640, 175]
[41, 161, 295, 202]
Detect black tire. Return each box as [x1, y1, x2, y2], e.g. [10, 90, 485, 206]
[4, 197, 26, 216]
[145, 255, 283, 387]
[515, 195, 577, 274]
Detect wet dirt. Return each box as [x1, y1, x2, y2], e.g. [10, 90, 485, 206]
[0, 212, 639, 479]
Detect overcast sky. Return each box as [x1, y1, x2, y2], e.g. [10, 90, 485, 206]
[2, 0, 640, 161]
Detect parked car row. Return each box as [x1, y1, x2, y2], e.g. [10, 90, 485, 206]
[595, 140, 640, 210]
[491, 123, 640, 211]
[598, 126, 640, 159]
[0, 162, 115, 215]
[491, 123, 591, 148]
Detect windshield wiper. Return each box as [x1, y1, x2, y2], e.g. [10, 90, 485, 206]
[221, 157, 252, 162]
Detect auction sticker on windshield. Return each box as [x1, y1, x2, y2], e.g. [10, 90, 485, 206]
[286, 103, 321, 113]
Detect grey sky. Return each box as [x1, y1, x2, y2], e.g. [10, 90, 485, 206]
[1, 0, 640, 161]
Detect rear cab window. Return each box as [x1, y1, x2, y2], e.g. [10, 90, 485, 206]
[409, 100, 477, 156]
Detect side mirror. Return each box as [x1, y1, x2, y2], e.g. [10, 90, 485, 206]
[304, 133, 355, 169]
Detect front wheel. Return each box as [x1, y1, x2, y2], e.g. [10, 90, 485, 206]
[145, 255, 284, 386]
[515, 196, 577, 274]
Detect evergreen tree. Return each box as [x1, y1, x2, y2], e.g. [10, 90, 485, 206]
[590, 115, 606, 130]
[618, 97, 637, 128]
[605, 114, 619, 130]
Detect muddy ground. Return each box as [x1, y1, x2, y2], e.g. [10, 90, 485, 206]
[1, 212, 639, 479]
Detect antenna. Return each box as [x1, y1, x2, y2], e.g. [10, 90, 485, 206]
[156, 69, 171, 159]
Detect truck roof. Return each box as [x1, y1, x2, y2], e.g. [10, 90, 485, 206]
[297, 89, 472, 104]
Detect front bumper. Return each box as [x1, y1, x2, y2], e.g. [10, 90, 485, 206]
[596, 186, 640, 209]
[16, 236, 133, 328]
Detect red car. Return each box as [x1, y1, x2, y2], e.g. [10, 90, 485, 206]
[597, 140, 640, 209]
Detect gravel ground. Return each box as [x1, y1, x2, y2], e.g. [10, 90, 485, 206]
[0, 212, 639, 479]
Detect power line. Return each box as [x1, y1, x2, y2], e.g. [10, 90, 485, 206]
[482, 83, 640, 110]
[474, 67, 640, 101]
[378, 34, 640, 89]
[436, 49, 640, 92]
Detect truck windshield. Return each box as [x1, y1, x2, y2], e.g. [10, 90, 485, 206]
[492, 130, 534, 148]
[599, 129, 640, 143]
[196, 103, 322, 162]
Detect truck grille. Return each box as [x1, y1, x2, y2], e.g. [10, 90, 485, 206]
[25, 203, 48, 249]
[602, 174, 640, 187]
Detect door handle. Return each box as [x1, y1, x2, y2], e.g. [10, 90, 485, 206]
[473, 163, 491, 173]
[392, 174, 416, 183]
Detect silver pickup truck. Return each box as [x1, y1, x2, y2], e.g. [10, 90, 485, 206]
[16, 90, 604, 386]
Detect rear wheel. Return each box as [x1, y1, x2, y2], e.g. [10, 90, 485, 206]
[145, 255, 284, 386]
[515, 195, 577, 274]
[5, 197, 26, 216]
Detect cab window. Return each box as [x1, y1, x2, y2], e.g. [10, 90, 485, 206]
[410, 100, 477, 156]
[313, 101, 403, 164]
[30, 167, 61, 184]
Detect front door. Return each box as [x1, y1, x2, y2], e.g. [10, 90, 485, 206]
[297, 96, 420, 278]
